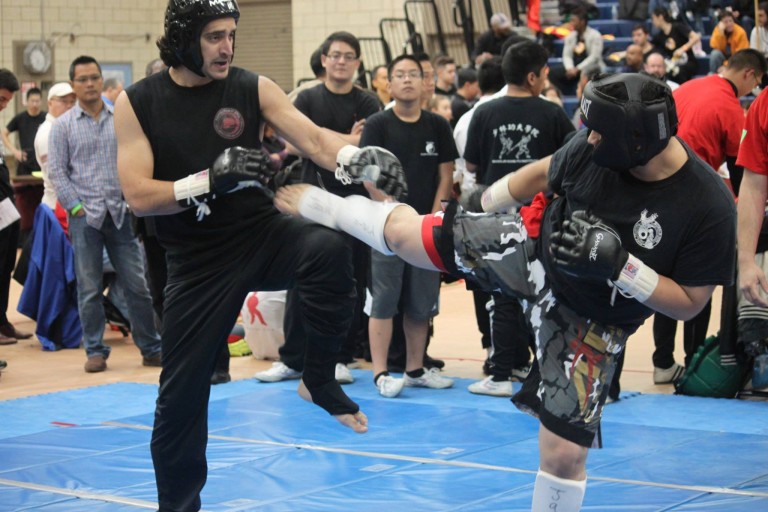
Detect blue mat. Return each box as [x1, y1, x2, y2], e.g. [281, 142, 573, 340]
[1, 371, 766, 511]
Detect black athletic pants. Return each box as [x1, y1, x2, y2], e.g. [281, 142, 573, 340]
[138, 218, 230, 376]
[0, 217, 19, 325]
[487, 294, 533, 379]
[151, 216, 355, 512]
[471, 289, 492, 350]
[280, 234, 369, 371]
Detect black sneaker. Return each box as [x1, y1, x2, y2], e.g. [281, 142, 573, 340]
[211, 371, 231, 385]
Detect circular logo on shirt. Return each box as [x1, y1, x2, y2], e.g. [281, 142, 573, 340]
[213, 108, 244, 140]
[633, 209, 662, 249]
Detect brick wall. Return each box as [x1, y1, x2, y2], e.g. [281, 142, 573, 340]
[291, 0, 404, 81]
[0, 0, 164, 126]
[0, 0, 412, 125]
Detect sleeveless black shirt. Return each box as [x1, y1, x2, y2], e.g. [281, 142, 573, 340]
[126, 68, 275, 273]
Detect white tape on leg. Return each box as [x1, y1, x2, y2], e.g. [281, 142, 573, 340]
[298, 186, 400, 255]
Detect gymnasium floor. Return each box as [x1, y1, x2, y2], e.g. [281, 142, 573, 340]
[1, 282, 767, 511]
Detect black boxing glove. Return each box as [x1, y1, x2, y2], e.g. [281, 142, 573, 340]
[335, 145, 408, 202]
[174, 147, 275, 217]
[551, 210, 658, 302]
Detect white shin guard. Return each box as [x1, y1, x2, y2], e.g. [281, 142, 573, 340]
[532, 469, 586, 512]
[298, 186, 399, 256]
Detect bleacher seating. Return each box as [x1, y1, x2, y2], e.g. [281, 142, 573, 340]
[551, 35, 712, 58]
[360, 0, 723, 122]
[590, 19, 638, 37]
[547, 0, 718, 120]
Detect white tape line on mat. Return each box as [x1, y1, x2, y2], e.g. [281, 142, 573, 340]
[101, 420, 768, 499]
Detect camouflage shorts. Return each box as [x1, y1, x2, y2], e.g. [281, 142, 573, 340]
[437, 207, 545, 302]
[438, 205, 629, 447]
[532, 299, 628, 447]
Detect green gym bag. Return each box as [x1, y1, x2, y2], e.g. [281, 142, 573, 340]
[675, 334, 747, 398]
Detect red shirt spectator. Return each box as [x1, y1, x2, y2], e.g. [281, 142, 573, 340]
[673, 74, 744, 172]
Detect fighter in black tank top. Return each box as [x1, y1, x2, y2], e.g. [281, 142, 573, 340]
[126, 67, 274, 273]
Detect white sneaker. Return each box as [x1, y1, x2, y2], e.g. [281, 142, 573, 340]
[404, 367, 454, 389]
[254, 362, 302, 382]
[468, 376, 513, 396]
[335, 363, 354, 384]
[376, 374, 404, 398]
[653, 363, 685, 384]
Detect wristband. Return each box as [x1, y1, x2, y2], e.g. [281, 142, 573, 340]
[481, 177, 523, 213]
[70, 203, 83, 215]
[612, 253, 659, 303]
[174, 170, 211, 205]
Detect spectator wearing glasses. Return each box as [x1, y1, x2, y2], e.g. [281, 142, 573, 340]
[48, 55, 162, 373]
[360, 54, 458, 398]
[256, 31, 380, 385]
[384, 52, 437, 111]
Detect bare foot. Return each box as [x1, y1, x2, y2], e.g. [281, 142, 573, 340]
[274, 184, 311, 216]
[335, 410, 368, 433]
[297, 379, 368, 433]
[297, 378, 313, 403]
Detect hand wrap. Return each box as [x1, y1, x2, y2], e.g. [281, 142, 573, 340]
[174, 147, 275, 220]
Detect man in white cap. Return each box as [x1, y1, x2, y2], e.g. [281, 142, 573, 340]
[473, 13, 516, 66]
[34, 82, 76, 209]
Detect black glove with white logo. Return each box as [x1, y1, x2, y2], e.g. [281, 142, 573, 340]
[550, 210, 659, 303]
[550, 210, 627, 281]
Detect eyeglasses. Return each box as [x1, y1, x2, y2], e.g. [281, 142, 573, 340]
[73, 75, 102, 84]
[391, 71, 423, 81]
[53, 97, 76, 106]
[327, 52, 358, 62]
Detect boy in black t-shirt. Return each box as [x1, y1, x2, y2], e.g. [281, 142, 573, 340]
[360, 55, 458, 398]
[464, 40, 574, 397]
[276, 73, 735, 512]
